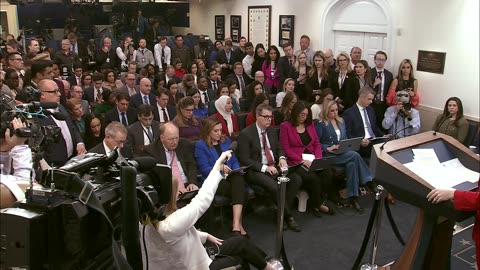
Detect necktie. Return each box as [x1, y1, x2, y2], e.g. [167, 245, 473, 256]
[212, 81, 217, 91]
[170, 150, 183, 183]
[161, 47, 165, 64]
[76, 77, 81, 86]
[96, 89, 102, 103]
[289, 59, 293, 66]
[262, 131, 274, 166]
[363, 108, 375, 138]
[129, 88, 135, 96]
[143, 95, 149, 105]
[162, 108, 169, 122]
[203, 91, 209, 104]
[239, 76, 245, 94]
[378, 71, 384, 101]
[121, 112, 128, 126]
[226, 52, 230, 63]
[146, 127, 153, 143]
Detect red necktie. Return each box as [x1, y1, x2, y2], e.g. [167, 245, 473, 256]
[162, 108, 169, 122]
[262, 131, 274, 166]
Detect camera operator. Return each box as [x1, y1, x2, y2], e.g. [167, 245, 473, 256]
[150, 151, 275, 270]
[25, 38, 51, 63]
[35, 79, 86, 166]
[382, 89, 420, 138]
[0, 117, 34, 208]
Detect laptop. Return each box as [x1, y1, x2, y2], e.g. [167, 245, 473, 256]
[309, 157, 336, 172]
[331, 137, 364, 154]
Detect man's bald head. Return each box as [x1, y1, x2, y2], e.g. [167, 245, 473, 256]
[38, 79, 61, 103]
[139, 78, 152, 95]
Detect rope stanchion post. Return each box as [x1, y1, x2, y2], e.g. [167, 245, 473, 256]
[360, 185, 386, 270]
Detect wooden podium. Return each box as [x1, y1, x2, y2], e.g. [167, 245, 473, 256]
[370, 131, 479, 270]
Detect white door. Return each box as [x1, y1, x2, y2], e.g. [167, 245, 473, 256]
[334, 31, 388, 68]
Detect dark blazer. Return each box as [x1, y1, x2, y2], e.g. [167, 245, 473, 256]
[343, 104, 384, 139]
[88, 142, 106, 154]
[198, 89, 216, 104]
[141, 138, 198, 185]
[208, 79, 222, 92]
[126, 120, 160, 157]
[36, 105, 83, 166]
[237, 124, 284, 172]
[95, 48, 118, 71]
[327, 71, 355, 100]
[130, 93, 157, 110]
[370, 68, 394, 101]
[278, 55, 295, 86]
[314, 119, 348, 152]
[194, 137, 241, 181]
[83, 86, 111, 103]
[215, 50, 239, 78]
[104, 107, 138, 126]
[66, 74, 82, 87]
[117, 85, 140, 96]
[167, 92, 185, 107]
[226, 73, 252, 98]
[153, 104, 177, 122]
[305, 71, 330, 102]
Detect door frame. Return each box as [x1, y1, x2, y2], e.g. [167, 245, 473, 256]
[321, 0, 396, 70]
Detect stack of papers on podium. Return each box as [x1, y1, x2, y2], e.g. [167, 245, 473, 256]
[404, 149, 479, 190]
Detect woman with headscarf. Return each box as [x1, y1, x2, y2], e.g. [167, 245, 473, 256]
[211, 95, 239, 139]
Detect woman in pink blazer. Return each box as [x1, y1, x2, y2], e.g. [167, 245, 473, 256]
[280, 101, 335, 217]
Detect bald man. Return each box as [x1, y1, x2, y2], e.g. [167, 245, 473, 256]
[130, 78, 156, 110]
[324, 48, 336, 71]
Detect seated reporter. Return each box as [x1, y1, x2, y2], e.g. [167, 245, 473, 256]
[382, 89, 420, 138]
[315, 101, 374, 213]
[195, 118, 248, 236]
[245, 93, 276, 127]
[0, 118, 35, 209]
[237, 104, 303, 232]
[153, 151, 275, 270]
[211, 95, 240, 139]
[279, 101, 335, 217]
[142, 122, 199, 194]
[186, 88, 209, 118]
[173, 96, 203, 141]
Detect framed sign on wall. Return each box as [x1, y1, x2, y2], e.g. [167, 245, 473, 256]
[230, 15, 241, 42]
[248, 6, 272, 46]
[215, 15, 225, 41]
[279, 15, 294, 46]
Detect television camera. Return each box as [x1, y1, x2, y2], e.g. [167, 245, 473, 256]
[0, 93, 172, 269]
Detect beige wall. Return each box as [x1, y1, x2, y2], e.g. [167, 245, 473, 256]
[0, 0, 19, 38]
[187, 0, 479, 120]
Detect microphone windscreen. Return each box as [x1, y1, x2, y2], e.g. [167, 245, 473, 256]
[228, 141, 238, 152]
[132, 156, 157, 171]
[51, 112, 68, 121]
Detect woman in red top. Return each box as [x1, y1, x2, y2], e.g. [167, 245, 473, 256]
[427, 184, 480, 266]
[279, 101, 335, 217]
[211, 95, 239, 138]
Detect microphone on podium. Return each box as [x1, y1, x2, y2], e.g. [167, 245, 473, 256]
[380, 125, 413, 150]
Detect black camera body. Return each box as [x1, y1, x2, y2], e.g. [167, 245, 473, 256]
[0, 153, 172, 269]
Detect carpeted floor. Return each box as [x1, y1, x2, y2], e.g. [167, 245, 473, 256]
[452, 225, 477, 270]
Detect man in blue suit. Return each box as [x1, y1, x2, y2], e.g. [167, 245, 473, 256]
[130, 78, 157, 110]
[343, 86, 389, 157]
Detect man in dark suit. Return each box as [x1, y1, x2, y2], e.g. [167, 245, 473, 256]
[237, 104, 303, 232]
[117, 72, 140, 97]
[66, 62, 83, 87]
[215, 40, 239, 79]
[226, 62, 252, 99]
[104, 92, 137, 126]
[278, 43, 296, 86]
[164, 65, 182, 84]
[89, 121, 129, 158]
[67, 33, 88, 66]
[207, 68, 222, 93]
[83, 72, 110, 104]
[343, 86, 388, 158]
[141, 122, 199, 193]
[36, 79, 85, 166]
[197, 76, 216, 111]
[153, 89, 176, 123]
[370, 51, 394, 130]
[130, 78, 156, 110]
[247, 71, 271, 95]
[95, 37, 117, 71]
[125, 104, 160, 157]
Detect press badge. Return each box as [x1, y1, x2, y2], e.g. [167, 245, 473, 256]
[142, 58, 146, 63]
[106, 58, 110, 63]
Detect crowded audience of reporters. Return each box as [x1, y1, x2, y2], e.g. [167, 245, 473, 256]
[1, 24, 478, 270]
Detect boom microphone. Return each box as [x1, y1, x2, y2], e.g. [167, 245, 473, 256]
[228, 141, 238, 152]
[380, 125, 413, 150]
[44, 110, 68, 121]
[16, 101, 59, 110]
[433, 114, 452, 136]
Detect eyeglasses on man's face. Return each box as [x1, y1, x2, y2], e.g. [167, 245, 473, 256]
[258, 114, 274, 120]
[42, 89, 61, 94]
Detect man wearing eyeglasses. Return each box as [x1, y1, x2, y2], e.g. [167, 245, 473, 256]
[16, 60, 53, 103]
[323, 48, 336, 72]
[89, 121, 129, 157]
[370, 51, 394, 130]
[125, 104, 160, 157]
[6, 52, 25, 89]
[237, 104, 303, 232]
[118, 72, 140, 97]
[142, 122, 199, 194]
[36, 79, 86, 166]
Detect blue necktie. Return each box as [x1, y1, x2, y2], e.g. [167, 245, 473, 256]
[143, 95, 149, 105]
[121, 112, 128, 126]
[363, 108, 375, 138]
